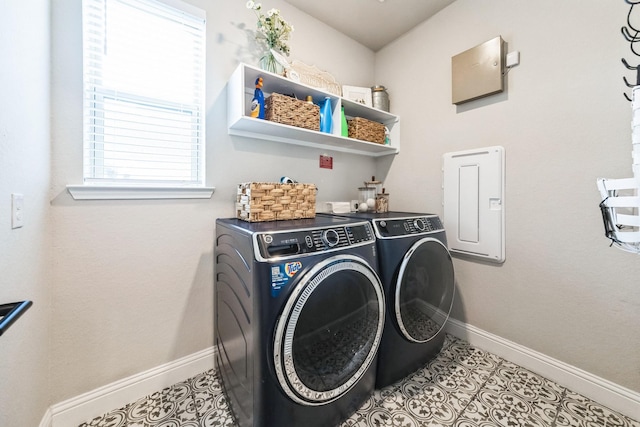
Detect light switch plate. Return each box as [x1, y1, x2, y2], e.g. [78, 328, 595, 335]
[11, 193, 24, 229]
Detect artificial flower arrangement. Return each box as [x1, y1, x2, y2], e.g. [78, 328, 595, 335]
[246, 1, 294, 73]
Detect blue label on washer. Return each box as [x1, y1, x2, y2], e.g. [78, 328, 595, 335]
[271, 261, 302, 297]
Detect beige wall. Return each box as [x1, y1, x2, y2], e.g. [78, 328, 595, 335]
[0, 0, 52, 426]
[3, 1, 639, 425]
[375, 0, 640, 392]
[49, 0, 377, 405]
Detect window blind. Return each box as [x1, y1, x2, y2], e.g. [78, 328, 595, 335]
[82, 0, 206, 186]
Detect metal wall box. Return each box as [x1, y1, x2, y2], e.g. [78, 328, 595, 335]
[452, 36, 504, 105]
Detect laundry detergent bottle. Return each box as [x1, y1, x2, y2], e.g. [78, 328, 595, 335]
[320, 97, 333, 133]
[250, 77, 265, 119]
[341, 106, 348, 137]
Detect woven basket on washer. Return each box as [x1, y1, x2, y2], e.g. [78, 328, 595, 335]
[348, 117, 385, 144]
[236, 182, 317, 222]
[265, 93, 320, 131]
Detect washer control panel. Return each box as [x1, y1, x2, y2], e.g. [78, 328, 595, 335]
[257, 223, 374, 259]
[374, 216, 443, 238]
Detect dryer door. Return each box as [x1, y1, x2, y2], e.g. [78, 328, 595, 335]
[274, 255, 385, 406]
[394, 237, 455, 343]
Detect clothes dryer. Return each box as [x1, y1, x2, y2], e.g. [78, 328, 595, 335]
[215, 216, 385, 427]
[319, 212, 455, 388]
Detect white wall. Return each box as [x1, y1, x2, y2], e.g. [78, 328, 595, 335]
[375, 0, 640, 392]
[0, 0, 52, 426]
[49, 0, 377, 404]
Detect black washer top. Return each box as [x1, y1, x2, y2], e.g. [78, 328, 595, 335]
[218, 215, 357, 233]
[217, 216, 377, 259]
[318, 211, 444, 238]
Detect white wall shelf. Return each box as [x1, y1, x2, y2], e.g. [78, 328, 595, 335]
[227, 63, 400, 157]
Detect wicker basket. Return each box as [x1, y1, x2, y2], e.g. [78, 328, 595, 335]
[236, 182, 317, 222]
[265, 93, 320, 131]
[348, 117, 385, 144]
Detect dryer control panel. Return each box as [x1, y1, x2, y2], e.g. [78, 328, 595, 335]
[373, 216, 443, 239]
[256, 223, 374, 260]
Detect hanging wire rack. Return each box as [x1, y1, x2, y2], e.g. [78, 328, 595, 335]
[596, 0, 640, 253]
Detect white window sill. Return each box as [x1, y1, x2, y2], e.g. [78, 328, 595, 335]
[66, 185, 215, 200]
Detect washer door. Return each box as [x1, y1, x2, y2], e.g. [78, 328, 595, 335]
[394, 237, 455, 343]
[274, 255, 385, 406]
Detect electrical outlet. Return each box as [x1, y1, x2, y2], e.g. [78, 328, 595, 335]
[319, 155, 333, 169]
[11, 193, 24, 229]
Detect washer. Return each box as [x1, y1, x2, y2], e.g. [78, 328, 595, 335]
[319, 211, 455, 388]
[215, 216, 385, 427]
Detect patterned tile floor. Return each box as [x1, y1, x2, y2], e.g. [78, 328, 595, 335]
[79, 335, 640, 427]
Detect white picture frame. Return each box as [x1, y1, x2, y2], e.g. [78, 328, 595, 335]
[342, 85, 372, 107]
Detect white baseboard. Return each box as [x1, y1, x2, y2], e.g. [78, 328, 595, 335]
[445, 318, 640, 421]
[47, 347, 215, 427]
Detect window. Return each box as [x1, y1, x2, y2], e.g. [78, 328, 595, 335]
[79, 0, 208, 197]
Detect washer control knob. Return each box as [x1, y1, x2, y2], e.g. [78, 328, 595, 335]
[379, 220, 387, 228]
[413, 218, 426, 231]
[322, 229, 340, 247]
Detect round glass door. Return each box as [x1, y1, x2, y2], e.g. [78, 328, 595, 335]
[274, 255, 385, 406]
[394, 237, 455, 343]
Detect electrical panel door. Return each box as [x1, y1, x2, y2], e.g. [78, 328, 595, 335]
[443, 146, 505, 263]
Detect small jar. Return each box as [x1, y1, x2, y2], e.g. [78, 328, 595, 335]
[375, 191, 389, 213]
[364, 176, 382, 195]
[371, 85, 390, 112]
[358, 186, 376, 212]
